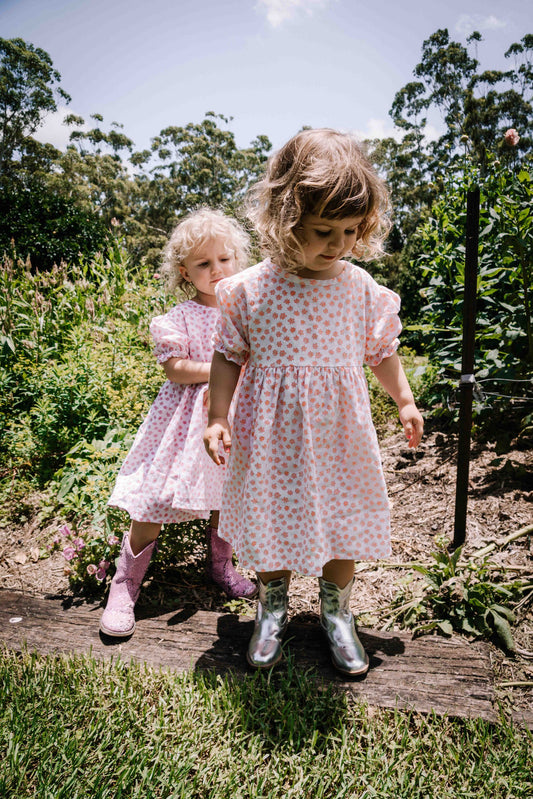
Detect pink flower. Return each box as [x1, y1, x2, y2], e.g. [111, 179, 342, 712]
[72, 538, 85, 551]
[96, 568, 107, 581]
[62, 546, 76, 561]
[504, 128, 520, 146]
[98, 560, 110, 571]
[153, 272, 160, 280]
[60, 525, 72, 537]
[107, 535, 120, 546]
[86, 564, 98, 575]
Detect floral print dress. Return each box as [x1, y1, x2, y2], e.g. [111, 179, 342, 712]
[108, 301, 227, 524]
[213, 259, 401, 576]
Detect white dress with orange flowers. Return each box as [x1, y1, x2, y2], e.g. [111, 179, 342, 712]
[108, 301, 227, 524]
[213, 259, 401, 576]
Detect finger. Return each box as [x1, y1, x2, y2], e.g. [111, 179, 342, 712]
[222, 429, 232, 453]
[204, 435, 221, 465]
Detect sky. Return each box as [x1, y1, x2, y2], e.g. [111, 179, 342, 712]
[1, 0, 530, 154]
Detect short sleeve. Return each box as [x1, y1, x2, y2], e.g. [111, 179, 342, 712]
[150, 306, 190, 364]
[364, 280, 402, 367]
[213, 277, 250, 366]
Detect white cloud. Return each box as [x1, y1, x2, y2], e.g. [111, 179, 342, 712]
[352, 119, 442, 143]
[32, 106, 86, 150]
[257, 0, 332, 28]
[353, 118, 403, 142]
[455, 14, 507, 36]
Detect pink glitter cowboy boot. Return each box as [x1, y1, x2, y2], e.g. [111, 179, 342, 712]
[99, 534, 155, 637]
[206, 526, 257, 599]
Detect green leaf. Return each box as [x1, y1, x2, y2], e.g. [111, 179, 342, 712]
[437, 620, 453, 636]
[490, 611, 515, 652]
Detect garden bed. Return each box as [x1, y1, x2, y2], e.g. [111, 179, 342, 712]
[1, 423, 532, 722]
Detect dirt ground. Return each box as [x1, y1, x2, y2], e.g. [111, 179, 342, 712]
[1, 421, 532, 719]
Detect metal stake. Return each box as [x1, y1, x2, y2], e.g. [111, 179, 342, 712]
[453, 187, 480, 549]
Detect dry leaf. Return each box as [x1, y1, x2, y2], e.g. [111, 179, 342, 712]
[13, 552, 28, 564]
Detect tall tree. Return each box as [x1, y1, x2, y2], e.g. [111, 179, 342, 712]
[0, 37, 70, 174]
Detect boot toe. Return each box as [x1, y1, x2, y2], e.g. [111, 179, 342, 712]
[246, 637, 283, 668]
[100, 609, 135, 637]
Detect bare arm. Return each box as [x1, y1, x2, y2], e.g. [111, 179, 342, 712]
[369, 352, 424, 448]
[203, 350, 242, 465]
[162, 357, 211, 384]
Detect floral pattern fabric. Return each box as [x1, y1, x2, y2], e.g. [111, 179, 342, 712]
[213, 259, 401, 576]
[108, 301, 227, 524]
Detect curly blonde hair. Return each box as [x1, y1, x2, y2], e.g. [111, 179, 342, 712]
[246, 128, 391, 270]
[161, 207, 250, 296]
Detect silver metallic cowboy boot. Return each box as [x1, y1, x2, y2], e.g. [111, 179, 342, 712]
[319, 577, 369, 676]
[247, 577, 288, 668]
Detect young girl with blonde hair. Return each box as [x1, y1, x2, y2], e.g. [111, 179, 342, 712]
[204, 130, 423, 673]
[100, 208, 256, 638]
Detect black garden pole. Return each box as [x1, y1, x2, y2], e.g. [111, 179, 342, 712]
[453, 187, 480, 549]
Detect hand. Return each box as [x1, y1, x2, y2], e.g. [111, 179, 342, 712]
[204, 417, 232, 465]
[398, 403, 424, 449]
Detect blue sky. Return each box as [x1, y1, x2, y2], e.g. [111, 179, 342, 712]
[1, 0, 530, 153]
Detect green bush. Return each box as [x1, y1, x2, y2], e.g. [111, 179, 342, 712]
[0, 176, 111, 271]
[412, 156, 532, 417]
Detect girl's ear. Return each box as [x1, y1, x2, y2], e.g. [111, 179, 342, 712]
[178, 264, 191, 282]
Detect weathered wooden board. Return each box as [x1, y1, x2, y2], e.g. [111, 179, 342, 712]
[0, 589, 497, 722]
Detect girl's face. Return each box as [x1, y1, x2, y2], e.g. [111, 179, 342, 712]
[295, 214, 365, 279]
[179, 237, 237, 306]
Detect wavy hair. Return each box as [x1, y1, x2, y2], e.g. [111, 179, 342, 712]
[161, 207, 250, 296]
[246, 128, 391, 270]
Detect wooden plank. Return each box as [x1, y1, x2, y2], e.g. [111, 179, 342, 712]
[0, 589, 497, 722]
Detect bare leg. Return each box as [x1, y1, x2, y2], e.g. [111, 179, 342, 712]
[129, 520, 161, 556]
[321, 559, 354, 588]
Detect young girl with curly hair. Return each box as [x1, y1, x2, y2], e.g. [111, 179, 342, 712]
[204, 130, 423, 673]
[100, 208, 257, 638]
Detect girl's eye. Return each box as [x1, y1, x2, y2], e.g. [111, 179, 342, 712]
[315, 230, 330, 238]
[345, 230, 356, 236]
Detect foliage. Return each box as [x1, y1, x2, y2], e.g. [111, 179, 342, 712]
[0, 176, 111, 270]
[0, 37, 70, 174]
[125, 112, 271, 266]
[0, 39, 112, 268]
[0, 245, 165, 491]
[369, 29, 532, 333]
[412, 156, 533, 416]
[384, 545, 532, 652]
[44, 425, 209, 592]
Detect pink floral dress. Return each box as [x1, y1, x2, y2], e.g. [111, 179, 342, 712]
[213, 259, 402, 576]
[108, 301, 227, 524]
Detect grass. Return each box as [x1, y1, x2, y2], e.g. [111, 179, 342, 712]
[1, 649, 531, 799]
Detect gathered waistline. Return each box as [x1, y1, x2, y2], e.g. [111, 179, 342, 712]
[246, 363, 364, 370]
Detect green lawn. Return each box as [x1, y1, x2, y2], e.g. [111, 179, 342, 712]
[1, 649, 531, 799]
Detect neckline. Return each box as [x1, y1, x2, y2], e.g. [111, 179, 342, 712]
[268, 258, 348, 284]
[187, 299, 218, 310]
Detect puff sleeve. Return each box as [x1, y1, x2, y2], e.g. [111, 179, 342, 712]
[150, 306, 190, 364]
[363, 279, 402, 367]
[212, 277, 250, 366]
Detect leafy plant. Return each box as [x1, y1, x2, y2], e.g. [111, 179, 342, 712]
[384, 545, 532, 651]
[412, 155, 533, 419]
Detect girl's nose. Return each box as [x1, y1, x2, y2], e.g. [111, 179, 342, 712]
[330, 231, 344, 250]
